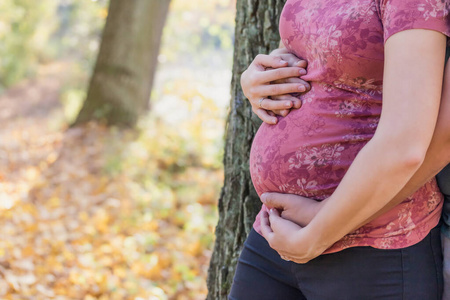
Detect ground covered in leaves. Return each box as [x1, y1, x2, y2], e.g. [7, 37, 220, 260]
[0, 62, 225, 299]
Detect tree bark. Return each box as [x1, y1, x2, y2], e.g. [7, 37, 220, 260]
[73, 0, 170, 127]
[207, 1, 286, 299]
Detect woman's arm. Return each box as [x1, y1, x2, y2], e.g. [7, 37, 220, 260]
[350, 65, 450, 226]
[261, 57, 450, 229]
[260, 29, 447, 263]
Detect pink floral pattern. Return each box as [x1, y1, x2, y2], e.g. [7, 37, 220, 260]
[250, 0, 450, 253]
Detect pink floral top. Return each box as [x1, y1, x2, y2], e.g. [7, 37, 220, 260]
[250, 0, 450, 253]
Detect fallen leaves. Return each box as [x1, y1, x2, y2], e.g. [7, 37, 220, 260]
[0, 1, 232, 292]
[0, 61, 224, 299]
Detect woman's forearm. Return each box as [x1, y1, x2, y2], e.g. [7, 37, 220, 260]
[303, 30, 447, 251]
[348, 57, 450, 231]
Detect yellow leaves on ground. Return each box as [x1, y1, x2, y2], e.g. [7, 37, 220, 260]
[0, 0, 234, 293]
[0, 63, 224, 298]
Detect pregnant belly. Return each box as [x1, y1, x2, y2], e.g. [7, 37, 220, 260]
[249, 97, 379, 200]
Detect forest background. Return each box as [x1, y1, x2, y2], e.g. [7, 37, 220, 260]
[0, 0, 235, 299]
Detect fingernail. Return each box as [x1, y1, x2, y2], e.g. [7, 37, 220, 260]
[270, 208, 274, 214]
[285, 101, 292, 108]
[299, 69, 307, 75]
[280, 60, 287, 64]
[298, 85, 306, 92]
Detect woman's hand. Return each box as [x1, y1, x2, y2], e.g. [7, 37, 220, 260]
[259, 192, 327, 263]
[261, 192, 325, 227]
[260, 209, 326, 264]
[241, 48, 310, 124]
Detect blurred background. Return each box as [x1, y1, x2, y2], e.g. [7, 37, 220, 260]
[0, 0, 235, 299]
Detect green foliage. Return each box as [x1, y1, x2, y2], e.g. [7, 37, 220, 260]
[0, 0, 234, 92]
[49, 0, 108, 66]
[161, 0, 235, 66]
[0, 0, 107, 91]
[0, 0, 54, 89]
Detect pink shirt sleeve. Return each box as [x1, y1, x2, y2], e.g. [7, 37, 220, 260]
[377, 0, 450, 42]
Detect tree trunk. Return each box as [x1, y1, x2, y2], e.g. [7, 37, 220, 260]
[207, 1, 286, 299]
[73, 0, 170, 127]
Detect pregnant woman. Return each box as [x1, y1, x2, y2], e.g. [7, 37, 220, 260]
[229, 0, 450, 299]
[241, 45, 450, 298]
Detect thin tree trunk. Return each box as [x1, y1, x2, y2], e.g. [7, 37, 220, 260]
[207, 1, 286, 299]
[73, 0, 170, 127]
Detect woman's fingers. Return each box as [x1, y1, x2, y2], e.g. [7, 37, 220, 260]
[260, 210, 275, 240]
[256, 97, 294, 111]
[272, 94, 302, 109]
[241, 68, 307, 101]
[277, 51, 308, 68]
[259, 82, 306, 96]
[295, 59, 308, 68]
[253, 98, 298, 123]
[253, 54, 289, 70]
[261, 209, 313, 263]
[261, 193, 293, 209]
[241, 52, 309, 124]
[273, 77, 307, 84]
[253, 95, 301, 120]
[267, 110, 276, 117]
[256, 67, 306, 83]
[263, 209, 302, 249]
[269, 208, 302, 232]
[253, 108, 278, 124]
[272, 109, 290, 117]
[273, 78, 311, 91]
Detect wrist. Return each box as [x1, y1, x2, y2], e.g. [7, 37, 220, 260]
[299, 224, 331, 256]
[301, 197, 341, 252]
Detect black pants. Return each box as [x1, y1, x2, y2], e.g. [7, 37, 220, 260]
[437, 163, 450, 236]
[229, 226, 443, 300]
